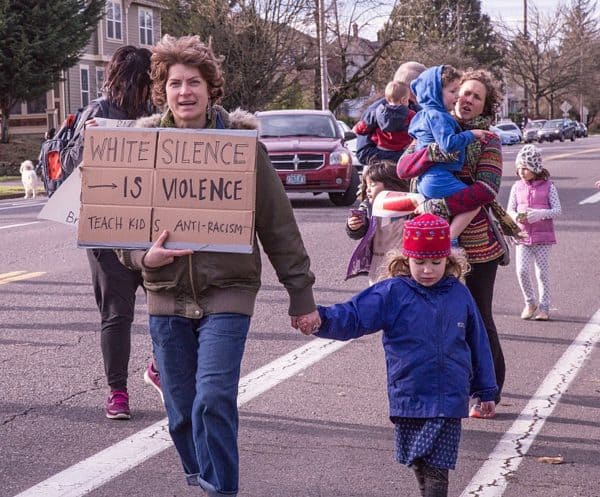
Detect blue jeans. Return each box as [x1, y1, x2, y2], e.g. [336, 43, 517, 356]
[149, 313, 251, 496]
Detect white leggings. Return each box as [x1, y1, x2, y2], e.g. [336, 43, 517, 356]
[515, 244, 553, 312]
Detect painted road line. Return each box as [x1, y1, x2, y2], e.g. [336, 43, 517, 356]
[579, 191, 600, 205]
[460, 309, 600, 497]
[545, 147, 600, 162]
[0, 221, 41, 230]
[12, 337, 349, 497]
[0, 271, 27, 281]
[0, 271, 46, 285]
[0, 201, 46, 212]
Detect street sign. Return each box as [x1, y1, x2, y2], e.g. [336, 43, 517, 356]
[560, 101, 572, 116]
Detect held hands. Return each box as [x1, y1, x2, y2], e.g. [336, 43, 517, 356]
[143, 230, 193, 269]
[478, 401, 496, 418]
[291, 310, 321, 335]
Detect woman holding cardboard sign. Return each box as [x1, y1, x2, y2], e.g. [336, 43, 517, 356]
[117, 35, 320, 497]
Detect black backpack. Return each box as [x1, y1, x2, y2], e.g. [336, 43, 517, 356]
[37, 98, 109, 197]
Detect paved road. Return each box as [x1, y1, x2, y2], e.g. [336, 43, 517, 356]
[1, 137, 599, 497]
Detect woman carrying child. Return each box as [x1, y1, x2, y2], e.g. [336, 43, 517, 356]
[345, 162, 409, 284]
[299, 213, 497, 497]
[397, 69, 507, 413]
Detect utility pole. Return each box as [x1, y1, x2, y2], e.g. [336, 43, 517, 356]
[523, 0, 529, 125]
[318, 0, 329, 110]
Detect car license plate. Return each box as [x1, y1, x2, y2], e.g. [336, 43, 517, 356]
[286, 174, 306, 185]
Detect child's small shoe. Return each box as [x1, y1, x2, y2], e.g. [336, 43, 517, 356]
[520, 304, 537, 320]
[534, 310, 549, 321]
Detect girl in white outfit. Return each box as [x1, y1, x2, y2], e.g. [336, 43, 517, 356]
[506, 145, 562, 321]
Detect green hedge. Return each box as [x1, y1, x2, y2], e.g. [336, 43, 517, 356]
[0, 134, 43, 175]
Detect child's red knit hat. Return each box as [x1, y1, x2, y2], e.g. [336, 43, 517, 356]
[402, 213, 451, 259]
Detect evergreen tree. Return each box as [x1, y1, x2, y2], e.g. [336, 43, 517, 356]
[385, 0, 503, 76]
[0, 0, 105, 142]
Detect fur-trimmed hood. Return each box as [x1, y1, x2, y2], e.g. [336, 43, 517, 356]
[135, 105, 258, 130]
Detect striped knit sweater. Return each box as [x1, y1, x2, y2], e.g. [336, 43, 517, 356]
[401, 134, 505, 263]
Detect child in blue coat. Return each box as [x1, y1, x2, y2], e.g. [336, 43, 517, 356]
[409, 65, 487, 246]
[299, 213, 497, 497]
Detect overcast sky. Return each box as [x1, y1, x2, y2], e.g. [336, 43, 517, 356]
[361, 0, 566, 40]
[481, 0, 563, 27]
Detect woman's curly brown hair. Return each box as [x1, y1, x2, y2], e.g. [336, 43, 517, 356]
[150, 34, 225, 109]
[459, 68, 503, 119]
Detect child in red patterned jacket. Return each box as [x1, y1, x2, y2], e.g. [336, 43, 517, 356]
[353, 81, 415, 165]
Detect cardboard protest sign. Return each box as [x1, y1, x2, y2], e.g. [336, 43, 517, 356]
[156, 128, 257, 171]
[77, 126, 258, 253]
[37, 167, 82, 226]
[151, 208, 255, 251]
[38, 119, 137, 226]
[81, 167, 154, 206]
[78, 204, 152, 247]
[82, 127, 158, 169]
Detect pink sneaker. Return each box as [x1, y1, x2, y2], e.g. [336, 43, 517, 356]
[144, 362, 164, 403]
[106, 390, 130, 420]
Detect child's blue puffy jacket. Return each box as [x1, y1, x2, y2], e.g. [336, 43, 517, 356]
[316, 275, 497, 419]
[408, 65, 475, 171]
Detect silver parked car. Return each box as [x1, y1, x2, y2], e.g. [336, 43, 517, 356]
[523, 120, 546, 143]
[575, 121, 588, 138]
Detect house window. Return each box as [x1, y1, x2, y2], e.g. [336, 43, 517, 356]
[106, 0, 122, 40]
[81, 66, 90, 107]
[27, 95, 46, 114]
[139, 8, 154, 46]
[96, 68, 105, 98]
[10, 101, 23, 115]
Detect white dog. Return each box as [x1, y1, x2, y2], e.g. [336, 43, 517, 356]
[19, 160, 38, 199]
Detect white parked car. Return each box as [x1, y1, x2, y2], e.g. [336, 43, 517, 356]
[490, 125, 520, 146]
[494, 121, 522, 142]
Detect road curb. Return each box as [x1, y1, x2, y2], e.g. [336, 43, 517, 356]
[0, 193, 48, 200]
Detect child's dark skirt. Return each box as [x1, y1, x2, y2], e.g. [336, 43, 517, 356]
[393, 417, 461, 470]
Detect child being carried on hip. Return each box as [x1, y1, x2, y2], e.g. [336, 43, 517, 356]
[353, 81, 416, 164]
[299, 213, 497, 497]
[345, 162, 409, 284]
[409, 65, 488, 246]
[507, 145, 561, 321]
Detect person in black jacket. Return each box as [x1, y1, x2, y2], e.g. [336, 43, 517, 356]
[82, 46, 161, 420]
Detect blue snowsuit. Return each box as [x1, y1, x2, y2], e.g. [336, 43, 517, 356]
[408, 66, 476, 199]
